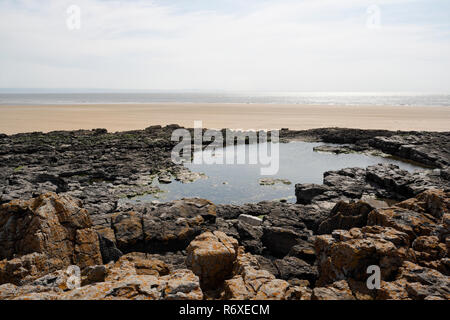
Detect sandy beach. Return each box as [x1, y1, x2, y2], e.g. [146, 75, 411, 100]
[0, 103, 449, 134]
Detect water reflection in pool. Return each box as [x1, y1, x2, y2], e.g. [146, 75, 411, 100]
[132, 142, 423, 205]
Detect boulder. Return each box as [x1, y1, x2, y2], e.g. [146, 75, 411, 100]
[112, 211, 144, 252]
[186, 231, 238, 289]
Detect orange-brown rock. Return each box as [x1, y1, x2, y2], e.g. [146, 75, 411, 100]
[395, 189, 449, 219]
[222, 246, 302, 300]
[367, 190, 447, 241]
[186, 231, 238, 289]
[394, 261, 450, 300]
[0, 193, 102, 285]
[315, 226, 409, 285]
[317, 200, 374, 234]
[116, 253, 170, 276]
[112, 211, 143, 252]
[312, 280, 355, 300]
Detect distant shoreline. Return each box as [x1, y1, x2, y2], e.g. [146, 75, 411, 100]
[0, 103, 449, 134]
[1, 92, 450, 107]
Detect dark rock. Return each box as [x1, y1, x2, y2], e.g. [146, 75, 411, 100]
[317, 201, 375, 234]
[295, 184, 330, 205]
[274, 256, 318, 285]
[142, 198, 216, 253]
[98, 234, 123, 264]
[262, 227, 302, 257]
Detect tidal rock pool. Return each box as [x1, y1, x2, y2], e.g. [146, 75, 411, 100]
[129, 141, 424, 204]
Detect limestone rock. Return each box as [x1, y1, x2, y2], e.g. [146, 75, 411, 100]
[186, 231, 238, 289]
[143, 198, 217, 253]
[317, 200, 374, 234]
[315, 226, 409, 285]
[261, 226, 301, 257]
[312, 280, 355, 300]
[0, 193, 102, 285]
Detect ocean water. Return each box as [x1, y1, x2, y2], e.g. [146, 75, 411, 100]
[123, 141, 425, 205]
[0, 92, 449, 106]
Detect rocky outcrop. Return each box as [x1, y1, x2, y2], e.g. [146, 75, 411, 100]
[0, 193, 102, 285]
[0, 189, 449, 300]
[0, 230, 306, 300]
[222, 247, 301, 300]
[109, 198, 217, 254]
[366, 190, 448, 241]
[313, 189, 449, 300]
[0, 125, 449, 300]
[296, 163, 449, 207]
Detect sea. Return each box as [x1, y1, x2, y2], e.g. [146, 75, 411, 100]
[0, 91, 449, 106]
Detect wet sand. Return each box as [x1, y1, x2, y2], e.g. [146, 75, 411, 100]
[0, 103, 449, 134]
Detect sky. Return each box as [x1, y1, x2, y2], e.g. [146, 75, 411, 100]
[0, 0, 449, 92]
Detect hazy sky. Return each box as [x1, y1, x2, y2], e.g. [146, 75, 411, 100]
[1, 0, 449, 92]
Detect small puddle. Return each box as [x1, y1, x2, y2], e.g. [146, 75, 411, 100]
[127, 141, 424, 205]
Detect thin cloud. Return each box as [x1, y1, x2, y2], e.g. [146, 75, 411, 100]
[0, 0, 449, 92]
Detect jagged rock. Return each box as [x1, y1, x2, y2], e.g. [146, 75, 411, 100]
[296, 164, 449, 208]
[0, 193, 102, 285]
[285, 285, 312, 300]
[273, 256, 318, 284]
[368, 205, 439, 241]
[81, 265, 107, 286]
[142, 198, 216, 253]
[317, 200, 375, 234]
[296, 184, 330, 205]
[61, 269, 203, 300]
[261, 227, 302, 257]
[238, 214, 263, 226]
[394, 261, 450, 300]
[395, 189, 449, 219]
[376, 279, 410, 300]
[312, 280, 355, 300]
[98, 235, 123, 264]
[117, 253, 170, 276]
[315, 226, 409, 286]
[234, 220, 264, 254]
[222, 247, 294, 300]
[186, 231, 238, 290]
[287, 239, 316, 265]
[0, 282, 62, 300]
[411, 236, 447, 265]
[112, 211, 144, 252]
[369, 133, 449, 168]
[258, 178, 291, 186]
[1, 258, 202, 300]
